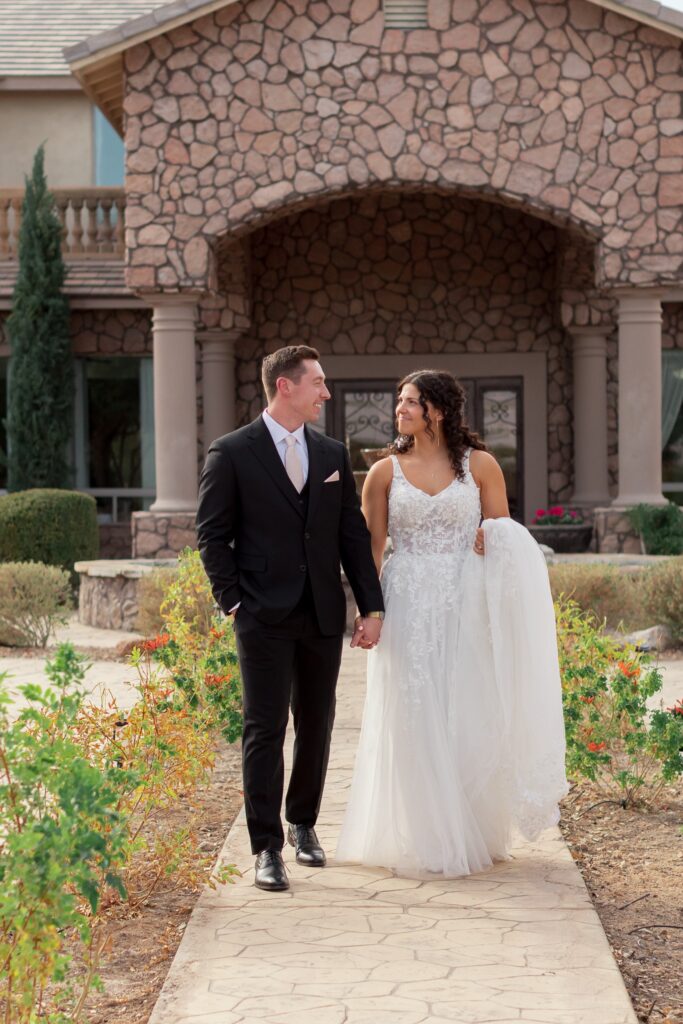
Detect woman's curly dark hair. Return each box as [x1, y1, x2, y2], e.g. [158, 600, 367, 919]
[387, 369, 487, 479]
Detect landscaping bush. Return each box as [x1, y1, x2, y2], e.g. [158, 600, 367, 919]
[0, 489, 99, 575]
[0, 561, 72, 647]
[135, 565, 178, 636]
[556, 598, 683, 806]
[641, 556, 683, 643]
[628, 502, 683, 555]
[144, 548, 242, 744]
[0, 641, 238, 1023]
[548, 562, 649, 632]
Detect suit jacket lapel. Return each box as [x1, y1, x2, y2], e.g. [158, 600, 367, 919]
[247, 416, 304, 517]
[305, 425, 325, 526]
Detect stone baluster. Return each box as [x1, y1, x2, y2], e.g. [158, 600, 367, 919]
[55, 196, 70, 253]
[0, 198, 9, 257]
[10, 196, 22, 253]
[98, 197, 114, 252]
[84, 197, 99, 252]
[70, 195, 84, 253]
[113, 196, 125, 255]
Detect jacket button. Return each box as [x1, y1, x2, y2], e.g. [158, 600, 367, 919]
[304, 532, 310, 540]
[299, 564, 307, 573]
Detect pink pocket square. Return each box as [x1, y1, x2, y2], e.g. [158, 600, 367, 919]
[324, 470, 340, 483]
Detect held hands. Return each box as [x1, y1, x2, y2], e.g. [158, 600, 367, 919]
[350, 615, 382, 650]
[473, 526, 485, 556]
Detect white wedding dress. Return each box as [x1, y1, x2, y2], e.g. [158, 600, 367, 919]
[336, 451, 569, 878]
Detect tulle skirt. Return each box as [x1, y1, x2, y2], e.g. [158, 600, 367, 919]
[335, 520, 568, 878]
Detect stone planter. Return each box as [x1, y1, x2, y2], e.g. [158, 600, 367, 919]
[528, 523, 593, 553]
[75, 558, 177, 630]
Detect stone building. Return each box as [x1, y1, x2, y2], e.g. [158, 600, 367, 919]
[2, 0, 683, 555]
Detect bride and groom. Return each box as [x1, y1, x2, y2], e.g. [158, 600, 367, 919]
[196, 345, 568, 891]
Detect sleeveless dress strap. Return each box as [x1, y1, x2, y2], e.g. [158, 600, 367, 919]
[391, 454, 404, 479]
[462, 447, 472, 475]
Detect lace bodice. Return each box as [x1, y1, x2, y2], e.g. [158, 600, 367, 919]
[388, 452, 481, 558]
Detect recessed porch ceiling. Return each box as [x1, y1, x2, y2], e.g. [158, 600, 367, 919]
[64, 0, 683, 135]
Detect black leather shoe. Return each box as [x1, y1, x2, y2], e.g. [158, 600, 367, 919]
[254, 849, 289, 891]
[287, 824, 326, 867]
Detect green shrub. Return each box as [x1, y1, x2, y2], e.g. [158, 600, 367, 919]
[548, 562, 649, 631]
[0, 561, 72, 647]
[0, 489, 98, 575]
[135, 565, 178, 636]
[628, 502, 683, 555]
[556, 598, 683, 805]
[144, 548, 243, 743]
[641, 556, 683, 642]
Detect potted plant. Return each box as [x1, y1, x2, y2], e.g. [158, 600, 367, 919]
[529, 506, 593, 553]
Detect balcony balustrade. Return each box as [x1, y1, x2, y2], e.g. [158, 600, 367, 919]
[0, 187, 125, 259]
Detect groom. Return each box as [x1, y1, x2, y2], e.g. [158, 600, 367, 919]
[196, 345, 384, 891]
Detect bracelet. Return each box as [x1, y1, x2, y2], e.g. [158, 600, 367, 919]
[364, 611, 385, 620]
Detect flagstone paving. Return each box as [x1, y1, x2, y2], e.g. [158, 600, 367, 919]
[147, 646, 639, 1024]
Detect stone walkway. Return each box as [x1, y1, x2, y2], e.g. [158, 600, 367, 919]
[147, 646, 639, 1024]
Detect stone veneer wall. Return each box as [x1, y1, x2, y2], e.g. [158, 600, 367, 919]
[235, 190, 576, 499]
[123, 0, 683, 313]
[70, 308, 153, 354]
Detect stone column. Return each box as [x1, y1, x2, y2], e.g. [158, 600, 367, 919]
[570, 327, 611, 507]
[198, 330, 237, 451]
[150, 295, 199, 513]
[612, 290, 666, 508]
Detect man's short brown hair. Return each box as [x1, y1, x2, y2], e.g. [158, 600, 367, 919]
[261, 345, 321, 401]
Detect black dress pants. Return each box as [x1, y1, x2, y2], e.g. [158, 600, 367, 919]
[234, 590, 343, 854]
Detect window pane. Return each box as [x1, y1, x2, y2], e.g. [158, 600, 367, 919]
[663, 405, 683, 490]
[481, 389, 518, 513]
[344, 390, 394, 471]
[93, 108, 124, 186]
[85, 358, 142, 489]
[0, 358, 7, 489]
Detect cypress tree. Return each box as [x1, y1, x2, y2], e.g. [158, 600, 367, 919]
[5, 145, 73, 491]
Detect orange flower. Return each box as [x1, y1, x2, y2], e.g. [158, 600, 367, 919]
[579, 695, 595, 704]
[143, 632, 171, 652]
[205, 673, 231, 688]
[617, 661, 640, 679]
[587, 741, 606, 752]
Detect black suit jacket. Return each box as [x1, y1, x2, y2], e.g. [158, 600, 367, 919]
[195, 415, 384, 636]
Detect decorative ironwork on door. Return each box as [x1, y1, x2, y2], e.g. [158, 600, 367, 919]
[328, 376, 524, 520]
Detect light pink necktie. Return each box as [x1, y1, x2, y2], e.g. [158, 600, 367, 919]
[284, 435, 304, 492]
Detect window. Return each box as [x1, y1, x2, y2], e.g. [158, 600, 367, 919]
[74, 357, 154, 522]
[93, 108, 124, 186]
[329, 382, 396, 471]
[663, 351, 683, 506]
[383, 0, 428, 28]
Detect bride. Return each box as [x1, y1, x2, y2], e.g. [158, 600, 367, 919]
[336, 369, 568, 878]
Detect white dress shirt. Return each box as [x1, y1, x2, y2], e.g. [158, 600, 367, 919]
[262, 408, 309, 484]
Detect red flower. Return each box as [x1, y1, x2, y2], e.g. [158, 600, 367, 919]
[579, 695, 595, 704]
[549, 505, 564, 515]
[617, 661, 640, 682]
[667, 700, 683, 715]
[143, 632, 170, 652]
[205, 673, 231, 688]
[587, 741, 606, 752]
[535, 508, 547, 518]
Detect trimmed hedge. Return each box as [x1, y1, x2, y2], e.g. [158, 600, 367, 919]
[0, 489, 99, 574]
